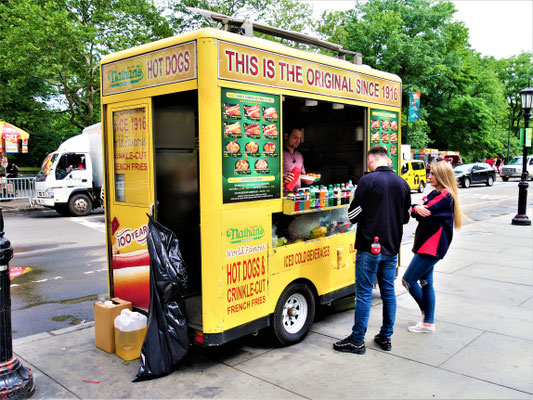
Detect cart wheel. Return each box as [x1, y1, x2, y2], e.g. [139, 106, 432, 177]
[271, 283, 315, 346]
[418, 181, 426, 193]
[486, 176, 494, 186]
[69, 193, 92, 216]
[463, 177, 471, 188]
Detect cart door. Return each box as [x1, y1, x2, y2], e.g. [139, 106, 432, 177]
[105, 100, 153, 310]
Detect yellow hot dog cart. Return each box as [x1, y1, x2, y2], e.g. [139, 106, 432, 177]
[100, 25, 402, 346]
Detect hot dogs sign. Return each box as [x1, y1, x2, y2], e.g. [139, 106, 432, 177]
[222, 88, 281, 203]
[219, 41, 400, 107]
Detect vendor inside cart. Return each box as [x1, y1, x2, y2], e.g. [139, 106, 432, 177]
[282, 127, 314, 194]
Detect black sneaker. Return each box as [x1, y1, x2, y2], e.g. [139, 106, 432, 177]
[374, 334, 392, 351]
[333, 336, 366, 354]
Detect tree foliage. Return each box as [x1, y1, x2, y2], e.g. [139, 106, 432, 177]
[318, 0, 529, 160]
[0, 0, 174, 130]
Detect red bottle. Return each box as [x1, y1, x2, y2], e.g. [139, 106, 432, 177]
[284, 167, 301, 191]
[371, 236, 381, 255]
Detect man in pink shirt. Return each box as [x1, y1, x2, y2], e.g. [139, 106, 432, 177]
[283, 127, 313, 194]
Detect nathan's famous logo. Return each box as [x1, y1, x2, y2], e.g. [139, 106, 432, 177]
[226, 225, 264, 244]
[115, 224, 148, 249]
[107, 65, 143, 88]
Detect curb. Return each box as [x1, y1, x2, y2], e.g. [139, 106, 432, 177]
[13, 322, 95, 347]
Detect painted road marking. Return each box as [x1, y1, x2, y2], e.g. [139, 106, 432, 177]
[67, 217, 106, 233]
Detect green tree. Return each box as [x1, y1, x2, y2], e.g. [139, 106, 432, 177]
[317, 0, 511, 160]
[490, 52, 533, 158]
[0, 0, 174, 130]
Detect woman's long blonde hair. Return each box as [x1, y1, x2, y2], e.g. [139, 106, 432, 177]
[430, 161, 463, 229]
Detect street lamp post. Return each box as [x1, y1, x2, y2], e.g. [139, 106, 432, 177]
[511, 85, 533, 226]
[0, 207, 35, 398]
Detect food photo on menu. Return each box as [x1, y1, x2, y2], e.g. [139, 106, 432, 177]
[223, 103, 241, 119]
[262, 107, 278, 121]
[371, 132, 380, 143]
[381, 131, 389, 143]
[234, 158, 250, 174]
[371, 119, 380, 130]
[243, 104, 261, 120]
[225, 140, 241, 156]
[390, 132, 398, 143]
[263, 141, 276, 155]
[224, 121, 241, 137]
[381, 119, 390, 130]
[262, 124, 278, 139]
[245, 141, 259, 155]
[390, 120, 397, 131]
[244, 122, 261, 138]
[254, 158, 269, 173]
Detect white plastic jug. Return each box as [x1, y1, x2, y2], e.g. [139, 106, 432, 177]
[114, 309, 147, 360]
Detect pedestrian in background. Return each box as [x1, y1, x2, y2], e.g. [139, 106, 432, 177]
[0, 155, 8, 177]
[7, 160, 19, 178]
[333, 145, 411, 355]
[402, 161, 463, 333]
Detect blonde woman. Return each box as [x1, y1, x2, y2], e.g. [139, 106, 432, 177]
[402, 161, 463, 333]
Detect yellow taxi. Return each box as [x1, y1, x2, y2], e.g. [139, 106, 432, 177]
[401, 160, 426, 192]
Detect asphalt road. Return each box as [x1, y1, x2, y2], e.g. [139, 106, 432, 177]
[5, 207, 107, 339]
[4, 177, 531, 339]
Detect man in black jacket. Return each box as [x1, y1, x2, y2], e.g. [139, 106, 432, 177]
[334, 146, 411, 354]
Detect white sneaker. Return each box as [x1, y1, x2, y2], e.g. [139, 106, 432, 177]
[408, 322, 435, 333]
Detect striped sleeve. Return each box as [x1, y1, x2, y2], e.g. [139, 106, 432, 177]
[347, 179, 369, 224]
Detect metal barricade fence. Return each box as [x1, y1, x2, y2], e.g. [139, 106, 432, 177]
[0, 177, 36, 205]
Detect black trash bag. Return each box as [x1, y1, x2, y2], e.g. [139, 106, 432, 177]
[133, 216, 189, 382]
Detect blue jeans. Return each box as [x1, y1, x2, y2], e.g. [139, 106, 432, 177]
[352, 251, 398, 342]
[402, 253, 439, 323]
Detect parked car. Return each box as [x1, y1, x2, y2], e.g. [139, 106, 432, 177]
[453, 163, 497, 188]
[401, 160, 426, 192]
[500, 155, 533, 181]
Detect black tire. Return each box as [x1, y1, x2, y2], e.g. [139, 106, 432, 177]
[502, 176, 509, 182]
[271, 283, 315, 346]
[486, 176, 494, 186]
[68, 193, 92, 216]
[418, 181, 426, 193]
[462, 177, 471, 188]
[54, 204, 71, 217]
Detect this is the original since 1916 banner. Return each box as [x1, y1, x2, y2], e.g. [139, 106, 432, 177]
[218, 41, 400, 108]
[370, 108, 399, 172]
[222, 88, 281, 203]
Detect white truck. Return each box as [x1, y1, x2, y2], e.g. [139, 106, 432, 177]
[501, 155, 533, 181]
[34, 123, 103, 216]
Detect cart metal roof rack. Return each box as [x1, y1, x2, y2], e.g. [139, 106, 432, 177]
[187, 7, 363, 65]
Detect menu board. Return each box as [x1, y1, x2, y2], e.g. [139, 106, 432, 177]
[113, 107, 150, 204]
[222, 88, 281, 203]
[370, 109, 399, 173]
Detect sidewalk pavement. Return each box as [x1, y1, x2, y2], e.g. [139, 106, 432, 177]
[11, 209, 533, 399]
[0, 198, 40, 214]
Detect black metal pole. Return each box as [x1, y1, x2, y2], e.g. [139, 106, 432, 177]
[405, 85, 410, 145]
[512, 109, 531, 226]
[507, 113, 511, 164]
[0, 206, 34, 399]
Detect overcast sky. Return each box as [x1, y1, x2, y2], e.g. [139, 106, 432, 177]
[301, 0, 533, 59]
